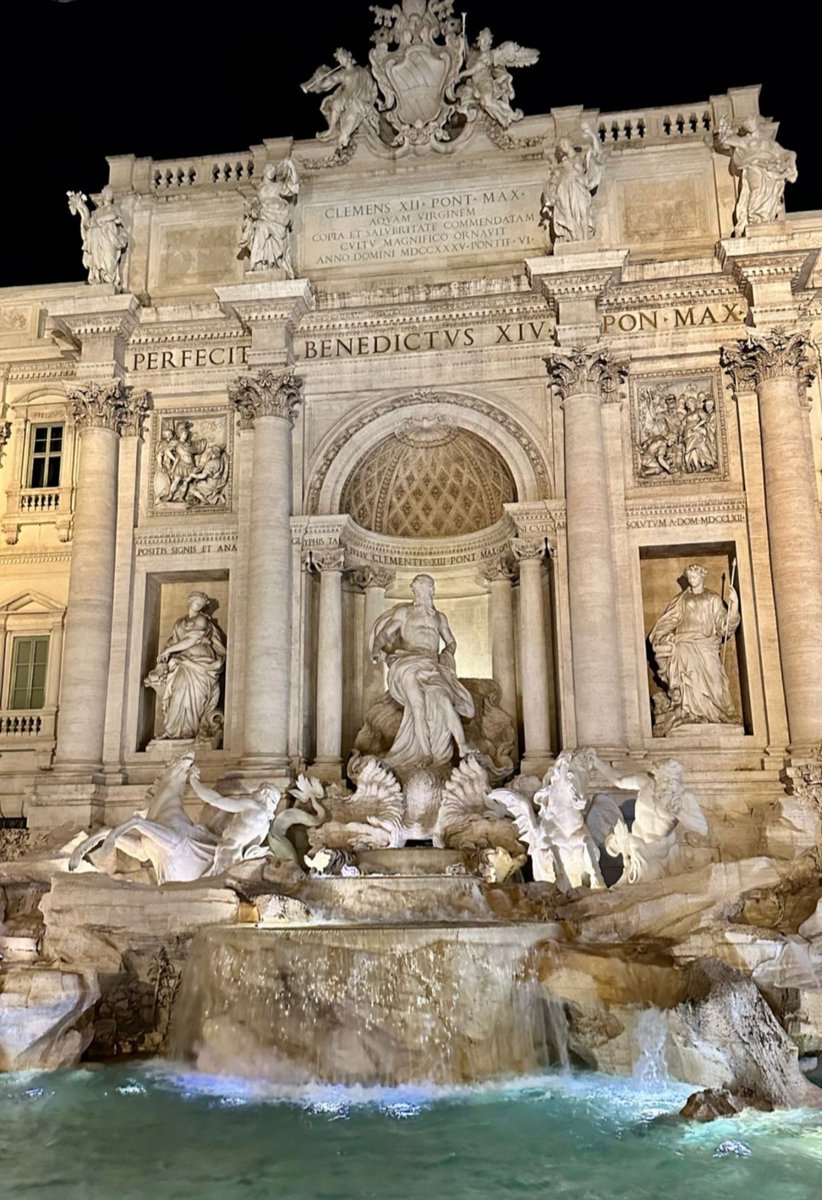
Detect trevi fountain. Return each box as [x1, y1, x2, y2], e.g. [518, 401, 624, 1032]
[2, 2, 822, 1197]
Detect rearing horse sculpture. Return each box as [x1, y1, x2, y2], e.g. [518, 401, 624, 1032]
[69, 751, 217, 883]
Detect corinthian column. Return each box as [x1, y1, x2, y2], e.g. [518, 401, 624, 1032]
[309, 545, 346, 780]
[357, 567, 395, 717]
[512, 537, 552, 774]
[480, 556, 518, 733]
[545, 346, 626, 749]
[722, 328, 822, 750]
[54, 382, 152, 773]
[230, 367, 303, 774]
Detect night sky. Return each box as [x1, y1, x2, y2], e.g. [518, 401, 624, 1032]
[3, 0, 819, 289]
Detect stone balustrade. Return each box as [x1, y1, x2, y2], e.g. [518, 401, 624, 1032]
[0, 708, 56, 741]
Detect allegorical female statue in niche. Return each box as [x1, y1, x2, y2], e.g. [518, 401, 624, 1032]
[649, 563, 740, 735]
[144, 591, 226, 742]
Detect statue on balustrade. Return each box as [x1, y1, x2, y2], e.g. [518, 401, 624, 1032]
[540, 123, 605, 244]
[144, 591, 226, 743]
[301, 49, 379, 150]
[649, 563, 740, 735]
[715, 115, 797, 236]
[66, 186, 129, 291]
[238, 157, 299, 277]
[454, 27, 539, 129]
[369, 573, 474, 772]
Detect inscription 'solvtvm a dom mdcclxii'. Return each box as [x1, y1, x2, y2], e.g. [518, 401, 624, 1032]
[1, 0, 822, 869]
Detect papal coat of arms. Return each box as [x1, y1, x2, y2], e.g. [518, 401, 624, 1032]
[302, 0, 538, 152]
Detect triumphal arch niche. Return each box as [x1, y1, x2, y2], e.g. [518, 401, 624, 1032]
[298, 388, 558, 784]
[0, 0, 821, 844]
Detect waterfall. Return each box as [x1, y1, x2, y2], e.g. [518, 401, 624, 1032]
[632, 1007, 669, 1084]
[543, 996, 571, 1070]
[170, 924, 555, 1086]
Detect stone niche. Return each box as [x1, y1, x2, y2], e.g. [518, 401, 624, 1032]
[639, 544, 751, 739]
[137, 573, 229, 751]
[336, 569, 495, 769]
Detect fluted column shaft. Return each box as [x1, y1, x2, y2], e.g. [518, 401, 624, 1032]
[231, 368, 303, 769]
[546, 347, 626, 749]
[55, 383, 151, 771]
[723, 329, 822, 749]
[482, 560, 518, 730]
[513, 540, 551, 772]
[312, 547, 345, 775]
[361, 568, 394, 717]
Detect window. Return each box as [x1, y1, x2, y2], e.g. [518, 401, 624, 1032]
[9, 636, 49, 709]
[28, 424, 63, 488]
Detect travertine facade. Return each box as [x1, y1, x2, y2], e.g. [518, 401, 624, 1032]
[1, 14, 821, 836]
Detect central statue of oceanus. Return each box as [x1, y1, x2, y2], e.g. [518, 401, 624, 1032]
[370, 573, 474, 771]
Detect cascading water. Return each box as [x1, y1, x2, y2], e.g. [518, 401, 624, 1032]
[170, 923, 556, 1086]
[633, 1007, 670, 1085]
[543, 996, 572, 1070]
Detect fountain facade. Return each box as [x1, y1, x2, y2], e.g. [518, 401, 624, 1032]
[1, 0, 822, 1121]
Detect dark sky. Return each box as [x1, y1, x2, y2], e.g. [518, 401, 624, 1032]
[3, 0, 819, 289]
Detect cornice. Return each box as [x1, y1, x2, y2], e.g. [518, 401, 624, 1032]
[292, 512, 522, 570]
[7, 359, 76, 383]
[297, 295, 552, 337]
[0, 550, 72, 566]
[129, 324, 249, 347]
[600, 278, 745, 312]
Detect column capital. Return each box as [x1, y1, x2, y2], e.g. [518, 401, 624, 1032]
[350, 565, 395, 590]
[66, 379, 152, 437]
[119, 388, 153, 439]
[544, 345, 627, 401]
[721, 326, 816, 392]
[479, 554, 518, 584]
[230, 366, 303, 429]
[511, 535, 550, 562]
[305, 543, 346, 572]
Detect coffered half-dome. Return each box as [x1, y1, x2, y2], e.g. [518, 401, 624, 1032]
[341, 417, 516, 538]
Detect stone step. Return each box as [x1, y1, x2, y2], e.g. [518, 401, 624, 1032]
[0, 934, 40, 965]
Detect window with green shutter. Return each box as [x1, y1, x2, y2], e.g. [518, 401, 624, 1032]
[9, 636, 49, 709]
[27, 425, 63, 488]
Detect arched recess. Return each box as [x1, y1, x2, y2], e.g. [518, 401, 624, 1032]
[305, 388, 552, 516]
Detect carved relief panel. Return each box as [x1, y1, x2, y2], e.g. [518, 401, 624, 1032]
[149, 407, 232, 517]
[629, 368, 728, 486]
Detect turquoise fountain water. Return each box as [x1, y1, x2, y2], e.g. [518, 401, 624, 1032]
[2, 1063, 822, 1200]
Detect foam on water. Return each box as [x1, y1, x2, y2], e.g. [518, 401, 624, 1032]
[3, 1062, 822, 1200]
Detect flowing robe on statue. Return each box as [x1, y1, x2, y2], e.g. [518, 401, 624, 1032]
[158, 614, 226, 739]
[649, 588, 739, 725]
[371, 606, 474, 772]
[84, 205, 128, 284]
